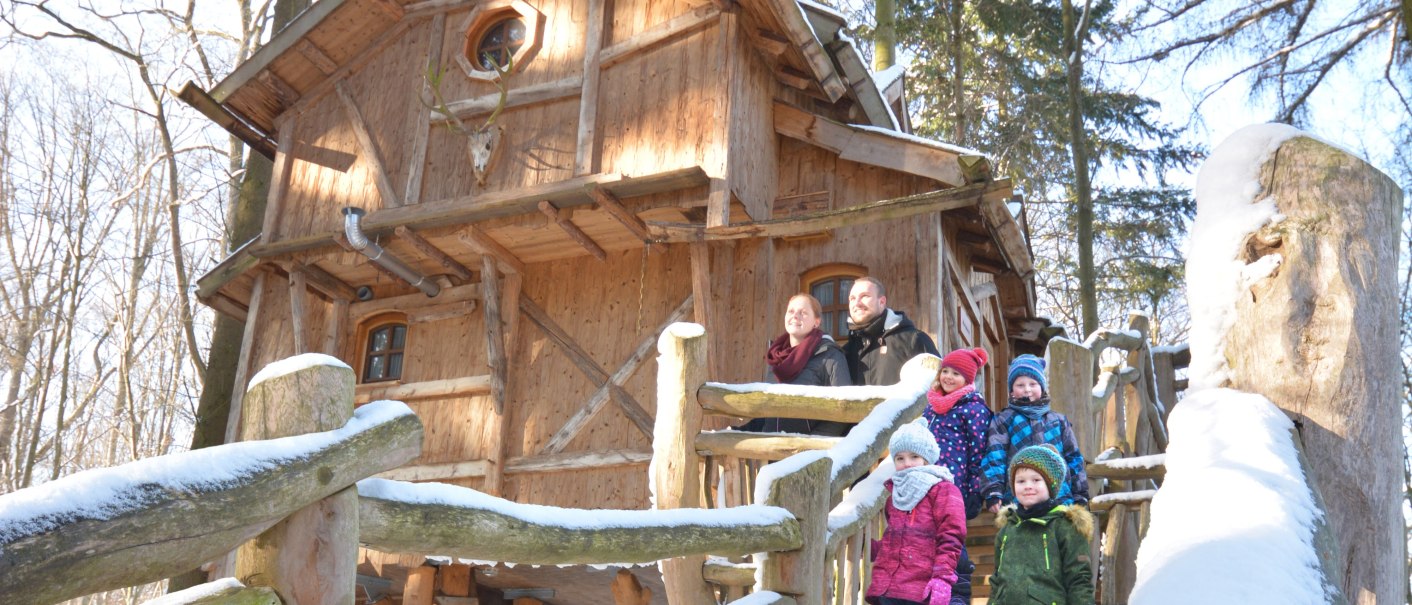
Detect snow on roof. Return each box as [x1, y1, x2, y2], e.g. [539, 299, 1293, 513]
[851, 124, 986, 158]
[797, 0, 847, 23]
[248, 352, 351, 391]
[1129, 388, 1331, 604]
[1184, 123, 1303, 390]
[873, 64, 906, 91]
[0, 400, 413, 544]
[358, 478, 794, 530]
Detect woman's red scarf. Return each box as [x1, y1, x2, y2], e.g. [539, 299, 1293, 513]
[766, 328, 823, 383]
[927, 384, 975, 415]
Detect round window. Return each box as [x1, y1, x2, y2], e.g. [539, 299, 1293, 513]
[475, 16, 527, 71]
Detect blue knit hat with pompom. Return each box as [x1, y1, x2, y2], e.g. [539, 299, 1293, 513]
[1007, 354, 1048, 396]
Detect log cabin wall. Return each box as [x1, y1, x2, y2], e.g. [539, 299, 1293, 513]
[224, 0, 1025, 512]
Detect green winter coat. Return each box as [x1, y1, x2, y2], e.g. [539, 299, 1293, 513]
[989, 503, 1095, 605]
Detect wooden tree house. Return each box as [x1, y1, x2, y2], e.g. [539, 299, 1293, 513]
[184, 0, 1042, 602]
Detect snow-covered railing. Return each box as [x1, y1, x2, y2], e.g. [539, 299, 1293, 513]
[653, 323, 938, 605]
[1047, 312, 1188, 605]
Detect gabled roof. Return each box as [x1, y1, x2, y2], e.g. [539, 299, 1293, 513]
[195, 0, 902, 142]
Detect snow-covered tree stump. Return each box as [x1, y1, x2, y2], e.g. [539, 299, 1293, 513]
[1219, 134, 1402, 603]
[236, 355, 361, 605]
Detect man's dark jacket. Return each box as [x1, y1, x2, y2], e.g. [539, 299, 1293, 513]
[844, 309, 939, 386]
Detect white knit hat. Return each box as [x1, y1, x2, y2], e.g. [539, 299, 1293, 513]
[888, 420, 939, 463]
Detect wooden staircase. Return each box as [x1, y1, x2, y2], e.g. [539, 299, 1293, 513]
[966, 513, 998, 604]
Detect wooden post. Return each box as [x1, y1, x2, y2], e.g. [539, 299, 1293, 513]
[404, 566, 436, 605]
[482, 255, 507, 412]
[1046, 338, 1097, 457]
[1099, 503, 1127, 605]
[1221, 135, 1403, 602]
[236, 357, 358, 605]
[611, 569, 653, 605]
[652, 323, 714, 605]
[756, 455, 830, 605]
[288, 269, 309, 354]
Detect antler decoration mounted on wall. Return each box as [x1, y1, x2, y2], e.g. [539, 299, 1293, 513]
[423, 58, 512, 187]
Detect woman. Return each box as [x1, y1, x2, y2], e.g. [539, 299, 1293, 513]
[740, 293, 852, 435]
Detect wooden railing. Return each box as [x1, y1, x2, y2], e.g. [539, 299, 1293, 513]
[653, 322, 940, 605]
[1048, 312, 1187, 605]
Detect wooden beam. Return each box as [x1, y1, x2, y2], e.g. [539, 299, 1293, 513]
[295, 39, 339, 75]
[436, 75, 582, 123]
[395, 226, 474, 281]
[505, 448, 653, 474]
[754, 28, 790, 57]
[588, 186, 664, 251]
[288, 269, 309, 354]
[260, 114, 298, 242]
[482, 255, 508, 413]
[775, 102, 967, 186]
[325, 298, 348, 356]
[370, 0, 405, 21]
[576, 0, 607, 175]
[650, 180, 1011, 243]
[774, 66, 814, 91]
[440, 564, 475, 598]
[457, 225, 525, 274]
[353, 375, 492, 404]
[598, 4, 720, 69]
[761, 0, 845, 101]
[289, 262, 357, 302]
[207, 293, 249, 322]
[223, 272, 266, 444]
[405, 567, 436, 605]
[173, 82, 276, 159]
[406, 299, 476, 323]
[350, 283, 480, 321]
[530, 295, 693, 454]
[539, 201, 607, 261]
[977, 194, 1035, 278]
[335, 81, 401, 208]
[694, 431, 841, 460]
[1087, 455, 1166, 481]
[251, 167, 709, 257]
[689, 242, 712, 326]
[697, 386, 885, 423]
[405, 13, 446, 205]
[375, 460, 491, 482]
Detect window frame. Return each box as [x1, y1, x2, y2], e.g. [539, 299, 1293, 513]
[357, 313, 409, 384]
[799, 263, 868, 342]
[456, 0, 544, 82]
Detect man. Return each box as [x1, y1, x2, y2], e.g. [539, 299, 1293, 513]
[842, 276, 939, 386]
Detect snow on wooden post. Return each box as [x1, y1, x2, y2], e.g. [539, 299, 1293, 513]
[1219, 134, 1402, 602]
[236, 354, 359, 605]
[756, 454, 830, 605]
[651, 323, 715, 605]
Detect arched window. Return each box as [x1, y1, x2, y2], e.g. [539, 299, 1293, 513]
[800, 263, 867, 340]
[361, 319, 407, 383]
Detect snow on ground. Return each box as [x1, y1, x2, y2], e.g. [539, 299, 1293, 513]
[1129, 389, 1330, 604]
[1184, 123, 1303, 390]
[0, 400, 412, 543]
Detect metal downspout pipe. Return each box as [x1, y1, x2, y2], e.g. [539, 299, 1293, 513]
[342, 207, 441, 297]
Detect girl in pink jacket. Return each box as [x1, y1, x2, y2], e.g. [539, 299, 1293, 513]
[867, 421, 968, 605]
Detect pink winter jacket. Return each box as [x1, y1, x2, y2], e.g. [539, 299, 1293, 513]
[866, 477, 967, 605]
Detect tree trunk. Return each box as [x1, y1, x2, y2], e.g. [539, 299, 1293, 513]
[873, 0, 895, 72]
[1224, 136, 1402, 604]
[1062, 0, 1097, 337]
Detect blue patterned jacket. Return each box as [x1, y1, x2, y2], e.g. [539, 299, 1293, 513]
[980, 398, 1089, 506]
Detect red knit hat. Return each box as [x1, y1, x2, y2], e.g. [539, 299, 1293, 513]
[940, 347, 988, 384]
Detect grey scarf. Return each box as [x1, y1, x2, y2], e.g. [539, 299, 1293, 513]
[890, 465, 954, 512]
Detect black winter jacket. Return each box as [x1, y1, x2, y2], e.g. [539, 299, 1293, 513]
[741, 337, 853, 436]
[844, 309, 939, 387]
